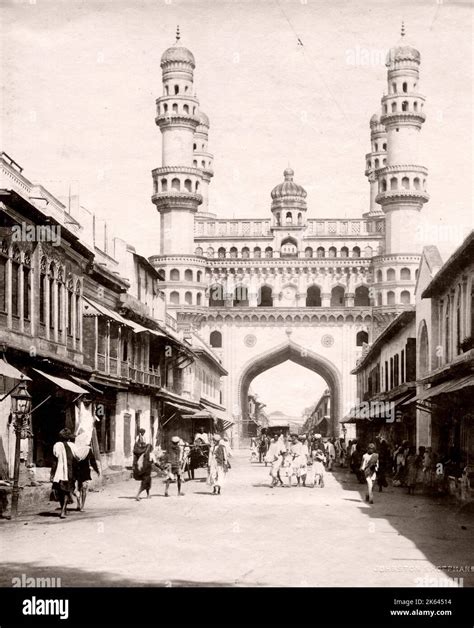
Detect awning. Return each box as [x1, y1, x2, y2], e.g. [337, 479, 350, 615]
[409, 375, 474, 404]
[123, 318, 166, 337]
[0, 359, 31, 381]
[70, 376, 103, 395]
[33, 369, 89, 394]
[83, 297, 130, 326]
[164, 400, 196, 415]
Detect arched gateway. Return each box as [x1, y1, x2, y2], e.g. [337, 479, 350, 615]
[238, 340, 342, 435]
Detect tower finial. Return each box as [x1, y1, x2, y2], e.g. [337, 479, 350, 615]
[176, 25, 180, 43]
[401, 21, 405, 38]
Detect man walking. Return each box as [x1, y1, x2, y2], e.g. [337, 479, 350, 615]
[163, 436, 185, 497]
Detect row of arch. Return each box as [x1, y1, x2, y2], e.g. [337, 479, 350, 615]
[379, 175, 427, 194]
[376, 289, 412, 305]
[382, 99, 424, 115]
[163, 83, 191, 96]
[375, 267, 416, 282]
[166, 268, 203, 282]
[367, 156, 387, 171]
[192, 158, 212, 170]
[153, 176, 200, 195]
[157, 101, 197, 116]
[389, 80, 417, 95]
[194, 245, 365, 259]
[274, 211, 304, 226]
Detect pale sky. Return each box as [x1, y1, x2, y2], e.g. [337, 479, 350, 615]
[2, 0, 473, 415]
[251, 362, 326, 417]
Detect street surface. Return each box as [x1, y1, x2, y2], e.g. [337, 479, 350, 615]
[1, 451, 473, 587]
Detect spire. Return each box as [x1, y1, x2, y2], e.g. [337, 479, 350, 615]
[175, 25, 180, 43]
[400, 21, 405, 38]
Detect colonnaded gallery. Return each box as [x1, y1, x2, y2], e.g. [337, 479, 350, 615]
[148, 29, 429, 444]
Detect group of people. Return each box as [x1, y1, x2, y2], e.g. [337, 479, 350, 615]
[132, 427, 232, 499]
[50, 427, 99, 519]
[260, 432, 335, 489]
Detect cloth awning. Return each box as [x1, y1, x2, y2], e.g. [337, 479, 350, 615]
[164, 400, 196, 415]
[33, 368, 89, 394]
[409, 375, 474, 404]
[123, 318, 167, 337]
[192, 407, 234, 431]
[70, 376, 103, 395]
[0, 359, 31, 381]
[83, 297, 130, 326]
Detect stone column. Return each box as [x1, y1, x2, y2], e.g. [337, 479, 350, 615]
[321, 292, 330, 307]
[345, 292, 355, 307]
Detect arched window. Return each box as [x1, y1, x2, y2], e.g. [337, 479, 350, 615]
[418, 320, 429, 376]
[381, 179, 387, 192]
[392, 82, 397, 93]
[304, 247, 313, 258]
[402, 177, 410, 190]
[402, 82, 407, 93]
[197, 271, 202, 282]
[23, 254, 31, 321]
[174, 85, 179, 95]
[391, 102, 397, 113]
[39, 257, 47, 324]
[387, 268, 396, 281]
[306, 285, 321, 307]
[210, 330, 222, 348]
[170, 291, 180, 304]
[285, 212, 293, 225]
[352, 246, 361, 258]
[354, 285, 370, 306]
[209, 284, 225, 307]
[280, 237, 298, 257]
[317, 247, 325, 258]
[330, 285, 345, 307]
[383, 142, 387, 150]
[183, 104, 189, 114]
[413, 101, 418, 112]
[402, 101, 409, 112]
[196, 293, 202, 305]
[193, 160, 198, 167]
[184, 269, 193, 281]
[201, 160, 205, 168]
[340, 246, 349, 258]
[242, 247, 250, 259]
[254, 247, 261, 259]
[376, 269, 382, 282]
[265, 247, 273, 259]
[384, 104, 388, 114]
[48, 262, 55, 329]
[400, 267, 411, 280]
[218, 247, 226, 259]
[171, 178, 180, 191]
[374, 158, 379, 169]
[400, 290, 410, 304]
[184, 179, 192, 192]
[163, 103, 168, 113]
[195, 247, 203, 256]
[413, 177, 421, 190]
[172, 103, 178, 113]
[165, 85, 169, 95]
[356, 331, 368, 346]
[185, 291, 192, 305]
[170, 268, 180, 281]
[193, 143, 197, 150]
[258, 285, 273, 307]
[390, 177, 398, 190]
[234, 285, 249, 306]
[275, 212, 281, 226]
[161, 178, 168, 192]
[328, 247, 337, 258]
[297, 212, 303, 225]
[229, 247, 238, 259]
[387, 290, 395, 305]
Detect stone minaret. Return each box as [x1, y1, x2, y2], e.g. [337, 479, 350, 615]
[377, 24, 429, 255]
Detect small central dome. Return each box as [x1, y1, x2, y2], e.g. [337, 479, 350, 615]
[271, 168, 307, 200]
[161, 45, 195, 68]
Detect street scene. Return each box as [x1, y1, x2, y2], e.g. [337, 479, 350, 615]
[2, 449, 473, 588]
[0, 1, 473, 623]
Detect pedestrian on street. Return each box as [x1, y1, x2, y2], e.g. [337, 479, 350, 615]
[50, 428, 77, 519]
[361, 443, 378, 504]
[194, 426, 209, 445]
[73, 443, 100, 511]
[250, 437, 258, 463]
[297, 434, 309, 486]
[326, 438, 336, 471]
[208, 434, 229, 495]
[134, 443, 158, 500]
[312, 449, 326, 488]
[376, 438, 390, 493]
[163, 436, 185, 497]
[266, 434, 285, 487]
[405, 446, 421, 495]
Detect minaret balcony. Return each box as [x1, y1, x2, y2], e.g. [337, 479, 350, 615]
[375, 189, 429, 206]
[155, 112, 200, 130]
[152, 191, 203, 211]
[380, 111, 426, 128]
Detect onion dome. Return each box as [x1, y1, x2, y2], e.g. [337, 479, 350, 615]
[370, 113, 379, 126]
[271, 168, 307, 200]
[161, 45, 195, 68]
[386, 23, 420, 67]
[198, 111, 210, 127]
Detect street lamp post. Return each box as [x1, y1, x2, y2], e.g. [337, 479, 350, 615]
[10, 381, 32, 518]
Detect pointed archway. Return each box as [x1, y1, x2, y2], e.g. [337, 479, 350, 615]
[238, 340, 343, 437]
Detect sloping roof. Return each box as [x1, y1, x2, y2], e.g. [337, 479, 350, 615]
[422, 231, 474, 298]
[352, 310, 415, 374]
